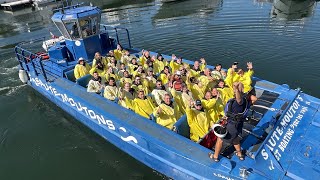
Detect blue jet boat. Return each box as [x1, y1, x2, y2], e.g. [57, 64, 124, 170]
[14, 2, 320, 180]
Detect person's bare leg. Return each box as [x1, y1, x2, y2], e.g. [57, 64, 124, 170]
[214, 138, 223, 159]
[234, 143, 242, 155]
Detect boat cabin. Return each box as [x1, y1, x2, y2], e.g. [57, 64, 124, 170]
[49, 5, 113, 63]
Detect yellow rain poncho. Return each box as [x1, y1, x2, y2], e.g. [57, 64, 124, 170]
[118, 90, 134, 110]
[133, 97, 156, 119]
[153, 59, 169, 74]
[186, 106, 212, 142]
[74, 63, 91, 79]
[103, 85, 120, 101]
[153, 102, 182, 129]
[217, 87, 234, 105]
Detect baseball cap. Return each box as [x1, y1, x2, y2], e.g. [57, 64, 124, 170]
[233, 62, 239, 65]
[78, 57, 85, 62]
[195, 100, 202, 106]
[175, 71, 181, 75]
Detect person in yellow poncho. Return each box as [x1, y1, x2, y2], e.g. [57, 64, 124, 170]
[131, 76, 149, 95]
[128, 58, 139, 74]
[118, 82, 135, 110]
[169, 54, 184, 74]
[211, 88, 225, 120]
[179, 84, 194, 114]
[198, 68, 217, 90]
[104, 77, 120, 101]
[89, 60, 106, 77]
[235, 62, 254, 93]
[139, 50, 151, 66]
[151, 80, 168, 106]
[186, 99, 213, 142]
[217, 79, 234, 105]
[189, 58, 206, 77]
[185, 71, 207, 100]
[133, 90, 156, 119]
[211, 63, 223, 80]
[119, 70, 133, 88]
[146, 68, 157, 90]
[201, 91, 220, 124]
[153, 94, 182, 130]
[158, 66, 171, 85]
[114, 44, 125, 61]
[226, 62, 257, 103]
[225, 62, 239, 89]
[120, 50, 136, 66]
[87, 71, 104, 94]
[74, 57, 91, 79]
[92, 52, 107, 68]
[105, 66, 119, 81]
[153, 53, 169, 74]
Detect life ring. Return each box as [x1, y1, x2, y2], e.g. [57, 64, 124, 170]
[36, 52, 50, 60]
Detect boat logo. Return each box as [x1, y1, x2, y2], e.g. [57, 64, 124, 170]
[119, 127, 138, 144]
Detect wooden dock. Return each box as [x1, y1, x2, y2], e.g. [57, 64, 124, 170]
[1, 0, 33, 11]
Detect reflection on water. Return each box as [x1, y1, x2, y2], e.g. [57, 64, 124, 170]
[94, 0, 155, 10]
[0, 5, 55, 38]
[153, 0, 223, 21]
[271, 0, 316, 20]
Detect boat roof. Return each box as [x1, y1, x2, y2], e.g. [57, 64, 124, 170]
[52, 6, 100, 21]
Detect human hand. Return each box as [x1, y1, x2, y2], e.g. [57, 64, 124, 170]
[200, 58, 206, 64]
[157, 107, 162, 114]
[172, 54, 176, 60]
[247, 62, 253, 70]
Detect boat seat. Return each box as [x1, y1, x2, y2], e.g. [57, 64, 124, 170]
[172, 115, 189, 138]
[76, 74, 92, 88]
[64, 69, 76, 82]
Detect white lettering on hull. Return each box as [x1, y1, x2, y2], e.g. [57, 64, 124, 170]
[261, 95, 309, 164]
[30, 77, 135, 143]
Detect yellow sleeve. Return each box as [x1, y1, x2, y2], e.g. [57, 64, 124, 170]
[74, 65, 81, 79]
[153, 107, 160, 117]
[200, 62, 206, 71]
[186, 106, 194, 125]
[89, 67, 97, 75]
[201, 99, 217, 109]
[169, 60, 174, 71]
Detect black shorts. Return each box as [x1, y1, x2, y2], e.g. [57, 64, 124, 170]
[223, 120, 243, 145]
[223, 135, 241, 145]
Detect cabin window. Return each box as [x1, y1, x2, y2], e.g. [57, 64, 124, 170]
[64, 21, 81, 40]
[78, 16, 100, 38]
[54, 21, 70, 38]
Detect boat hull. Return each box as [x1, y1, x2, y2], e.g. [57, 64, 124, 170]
[26, 71, 237, 180]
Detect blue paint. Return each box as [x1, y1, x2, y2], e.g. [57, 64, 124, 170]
[14, 3, 320, 180]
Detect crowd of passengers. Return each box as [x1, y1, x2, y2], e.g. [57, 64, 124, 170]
[74, 44, 255, 142]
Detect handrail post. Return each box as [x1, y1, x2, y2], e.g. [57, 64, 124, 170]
[21, 50, 30, 71]
[114, 27, 120, 45]
[14, 47, 24, 69]
[38, 57, 48, 82]
[125, 28, 132, 49]
[30, 53, 39, 76]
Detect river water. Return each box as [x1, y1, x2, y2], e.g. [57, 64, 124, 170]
[0, 0, 319, 179]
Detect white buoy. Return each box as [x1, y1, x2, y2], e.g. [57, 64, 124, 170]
[18, 69, 28, 84]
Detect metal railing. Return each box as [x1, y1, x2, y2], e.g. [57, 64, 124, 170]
[15, 36, 72, 82]
[100, 24, 132, 49]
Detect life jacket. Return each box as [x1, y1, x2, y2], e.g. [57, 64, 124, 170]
[224, 97, 249, 122]
[173, 80, 182, 91]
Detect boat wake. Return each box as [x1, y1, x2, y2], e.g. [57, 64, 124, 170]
[0, 84, 27, 96]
